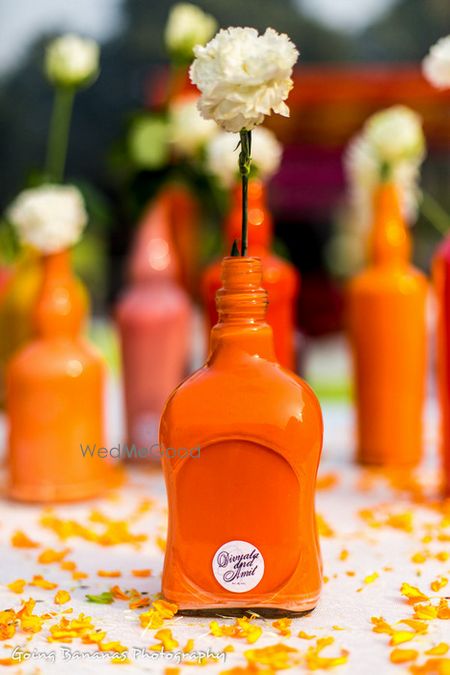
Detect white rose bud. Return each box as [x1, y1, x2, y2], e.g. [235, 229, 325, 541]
[169, 95, 217, 156]
[207, 126, 283, 187]
[8, 185, 88, 253]
[364, 105, 425, 165]
[165, 3, 217, 61]
[190, 27, 299, 133]
[45, 34, 99, 88]
[423, 35, 450, 89]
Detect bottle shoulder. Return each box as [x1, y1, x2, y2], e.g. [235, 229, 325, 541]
[348, 264, 428, 294]
[160, 357, 323, 447]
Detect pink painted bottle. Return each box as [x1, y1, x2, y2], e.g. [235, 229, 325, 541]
[116, 195, 191, 455]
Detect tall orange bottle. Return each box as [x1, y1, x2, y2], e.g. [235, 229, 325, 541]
[432, 237, 450, 495]
[347, 182, 428, 466]
[7, 250, 109, 502]
[161, 256, 323, 614]
[202, 179, 299, 370]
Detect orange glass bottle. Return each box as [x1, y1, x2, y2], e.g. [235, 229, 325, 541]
[161, 256, 323, 614]
[432, 237, 450, 495]
[202, 180, 299, 370]
[347, 182, 428, 466]
[7, 250, 109, 502]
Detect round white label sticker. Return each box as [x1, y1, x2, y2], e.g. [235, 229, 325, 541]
[212, 540, 264, 593]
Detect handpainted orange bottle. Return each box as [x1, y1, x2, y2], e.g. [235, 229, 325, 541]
[432, 237, 450, 495]
[202, 179, 299, 370]
[7, 249, 109, 502]
[161, 256, 323, 614]
[347, 181, 428, 466]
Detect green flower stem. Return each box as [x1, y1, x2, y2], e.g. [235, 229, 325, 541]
[239, 129, 252, 256]
[420, 191, 450, 236]
[45, 86, 75, 183]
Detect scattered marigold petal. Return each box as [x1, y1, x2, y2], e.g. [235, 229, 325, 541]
[98, 570, 121, 578]
[299, 631, 317, 640]
[426, 644, 449, 656]
[150, 628, 179, 652]
[54, 591, 71, 605]
[30, 575, 58, 590]
[7, 579, 26, 594]
[412, 552, 429, 564]
[401, 583, 429, 603]
[413, 603, 438, 620]
[60, 561, 76, 571]
[11, 531, 39, 548]
[371, 617, 394, 635]
[364, 572, 379, 585]
[437, 599, 450, 619]
[410, 657, 450, 674]
[316, 514, 334, 537]
[390, 631, 416, 646]
[399, 619, 428, 634]
[431, 577, 449, 593]
[317, 473, 339, 490]
[390, 648, 418, 663]
[244, 643, 300, 670]
[210, 617, 262, 644]
[72, 571, 88, 580]
[305, 637, 349, 671]
[131, 569, 152, 577]
[183, 638, 195, 653]
[272, 618, 291, 636]
[0, 611, 16, 640]
[38, 548, 70, 564]
[139, 599, 178, 630]
[339, 549, 349, 561]
[156, 536, 166, 552]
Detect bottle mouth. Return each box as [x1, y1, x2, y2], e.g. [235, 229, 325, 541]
[220, 256, 263, 291]
[216, 257, 267, 321]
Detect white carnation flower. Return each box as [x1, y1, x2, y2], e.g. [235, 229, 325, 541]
[45, 34, 99, 87]
[8, 185, 88, 253]
[169, 95, 217, 156]
[345, 133, 421, 230]
[165, 3, 217, 60]
[364, 105, 425, 165]
[190, 27, 299, 133]
[423, 35, 450, 89]
[207, 126, 282, 186]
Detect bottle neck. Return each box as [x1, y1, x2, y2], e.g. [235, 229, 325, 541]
[225, 179, 272, 254]
[370, 181, 411, 266]
[209, 256, 276, 362]
[34, 249, 85, 338]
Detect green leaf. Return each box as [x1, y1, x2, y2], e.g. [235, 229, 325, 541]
[85, 592, 114, 604]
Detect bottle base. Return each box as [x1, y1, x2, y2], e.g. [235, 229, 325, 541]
[8, 480, 107, 504]
[178, 606, 316, 618]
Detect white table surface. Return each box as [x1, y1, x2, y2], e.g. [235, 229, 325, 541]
[0, 372, 447, 675]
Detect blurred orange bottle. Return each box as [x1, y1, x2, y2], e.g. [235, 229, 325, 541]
[202, 179, 299, 370]
[7, 249, 109, 502]
[347, 181, 428, 466]
[432, 237, 450, 495]
[161, 256, 323, 614]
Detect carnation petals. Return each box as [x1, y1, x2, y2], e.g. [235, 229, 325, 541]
[190, 26, 299, 133]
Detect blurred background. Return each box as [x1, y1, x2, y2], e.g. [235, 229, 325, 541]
[1, 0, 450, 402]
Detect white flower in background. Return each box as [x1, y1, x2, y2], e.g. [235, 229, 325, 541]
[345, 133, 422, 229]
[165, 3, 217, 60]
[364, 105, 425, 165]
[207, 126, 283, 186]
[423, 35, 450, 89]
[169, 95, 217, 156]
[45, 34, 99, 87]
[8, 185, 88, 253]
[190, 27, 299, 133]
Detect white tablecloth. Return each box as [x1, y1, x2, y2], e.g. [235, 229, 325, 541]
[0, 393, 448, 675]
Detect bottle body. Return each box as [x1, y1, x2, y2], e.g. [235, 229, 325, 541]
[202, 180, 299, 371]
[116, 195, 192, 455]
[116, 280, 191, 450]
[6, 250, 108, 502]
[433, 237, 450, 495]
[161, 257, 322, 614]
[347, 183, 428, 466]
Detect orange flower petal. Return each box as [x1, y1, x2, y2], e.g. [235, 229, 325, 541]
[54, 591, 71, 605]
[390, 648, 418, 664]
[7, 579, 26, 594]
[11, 531, 39, 548]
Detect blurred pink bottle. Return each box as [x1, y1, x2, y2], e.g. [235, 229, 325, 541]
[116, 195, 191, 456]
